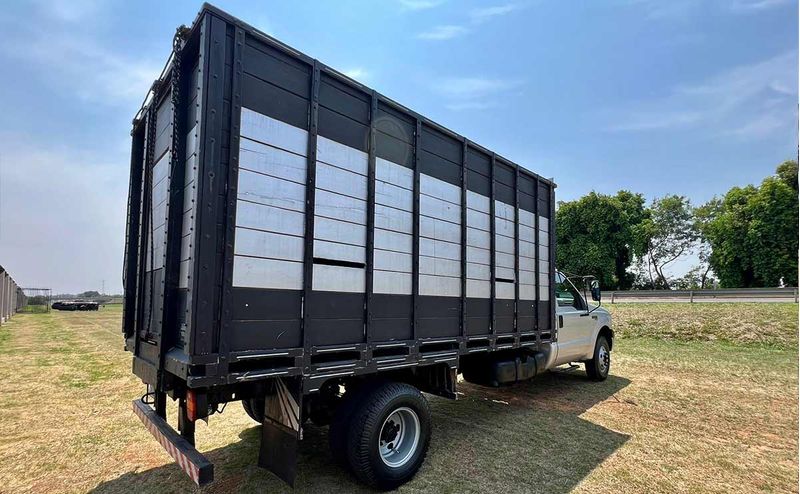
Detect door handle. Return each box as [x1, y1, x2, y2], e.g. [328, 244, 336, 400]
[558, 315, 563, 328]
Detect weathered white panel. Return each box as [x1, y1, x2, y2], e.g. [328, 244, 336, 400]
[519, 240, 535, 259]
[182, 182, 195, 213]
[419, 255, 460, 277]
[467, 246, 490, 265]
[519, 224, 535, 243]
[314, 216, 366, 247]
[153, 152, 170, 186]
[374, 204, 413, 233]
[184, 154, 198, 189]
[519, 257, 536, 273]
[420, 216, 460, 243]
[374, 270, 412, 295]
[233, 256, 303, 290]
[520, 284, 535, 300]
[178, 259, 191, 288]
[240, 138, 307, 184]
[519, 209, 535, 228]
[181, 210, 194, 238]
[315, 189, 367, 225]
[494, 201, 515, 221]
[376, 158, 412, 189]
[152, 176, 169, 208]
[539, 281, 550, 301]
[466, 190, 490, 213]
[519, 269, 536, 285]
[316, 135, 368, 176]
[314, 240, 365, 264]
[496, 251, 515, 269]
[376, 180, 413, 212]
[495, 234, 516, 255]
[152, 200, 167, 229]
[180, 234, 192, 261]
[236, 200, 305, 237]
[496, 266, 515, 281]
[238, 170, 305, 212]
[313, 264, 365, 293]
[539, 259, 549, 274]
[374, 249, 412, 273]
[420, 174, 460, 205]
[419, 274, 460, 297]
[467, 279, 491, 298]
[467, 227, 490, 249]
[539, 215, 550, 233]
[235, 228, 304, 262]
[495, 217, 514, 238]
[420, 238, 460, 261]
[316, 162, 367, 200]
[241, 107, 308, 156]
[375, 229, 413, 254]
[420, 194, 460, 225]
[467, 209, 491, 232]
[540, 247, 549, 262]
[466, 262, 490, 280]
[496, 282, 515, 299]
[185, 125, 198, 158]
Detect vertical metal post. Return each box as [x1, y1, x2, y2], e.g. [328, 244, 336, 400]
[489, 154, 496, 338]
[513, 166, 520, 336]
[460, 140, 468, 340]
[412, 120, 421, 342]
[533, 178, 539, 340]
[689, 290, 694, 303]
[365, 92, 378, 347]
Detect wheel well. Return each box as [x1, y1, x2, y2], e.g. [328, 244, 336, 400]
[598, 326, 614, 350]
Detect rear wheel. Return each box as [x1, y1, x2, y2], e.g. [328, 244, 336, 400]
[585, 335, 611, 381]
[345, 382, 431, 490]
[241, 397, 265, 423]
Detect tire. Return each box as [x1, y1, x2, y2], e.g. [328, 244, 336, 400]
[241, 397, 265, 423]
[585, 335, 611, 381]
[345, 382, 431, 490]
[329, 381, 383, 468]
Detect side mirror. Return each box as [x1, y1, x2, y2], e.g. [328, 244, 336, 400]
[590, 280, 601, 302]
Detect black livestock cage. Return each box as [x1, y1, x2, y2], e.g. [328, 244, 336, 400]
[123, 4, 556, 395]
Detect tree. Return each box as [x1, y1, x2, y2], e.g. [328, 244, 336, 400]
[636, 195, 697, 289]
[697, 161, 798, 287]
[556, 191, 648, 289]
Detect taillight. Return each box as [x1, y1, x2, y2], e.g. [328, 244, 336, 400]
[186, 389, 198, 422]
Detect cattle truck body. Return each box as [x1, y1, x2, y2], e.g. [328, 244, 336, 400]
[123, 4, 578, 489]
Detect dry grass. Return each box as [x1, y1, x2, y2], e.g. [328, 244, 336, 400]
[0, 304, 796, 493]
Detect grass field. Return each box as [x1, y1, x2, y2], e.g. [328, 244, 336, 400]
[0, 304, 796, 493]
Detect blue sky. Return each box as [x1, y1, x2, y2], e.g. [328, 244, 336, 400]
[0, 0, 796, 293]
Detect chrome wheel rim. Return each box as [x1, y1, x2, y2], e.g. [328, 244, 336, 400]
[378, 407, 420, 468]
[598, 345, 610, 374]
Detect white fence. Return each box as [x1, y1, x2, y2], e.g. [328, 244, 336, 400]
[603, 287, 798, 303]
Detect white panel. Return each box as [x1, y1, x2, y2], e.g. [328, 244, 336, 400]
[467, 246, 490, 265]
[519, 240, 535, 259]
[519, 224, 535, 243]
[178, 259, 191, 289]
[316, 135, 368, 176]
[520, 284, 535, 300]
[314, 240, 365, 264]
[181, 210, 194, 239]
[376, 181, 413, 212]
[420, 216, 460, 243]
[234, 228, 303, 262]
[519, 209, 535, 228]
[539, 259, 549, 274]
[316, 162, 367, 200]
[467, 209, 491, 231]
[466, 190, 490, 213]
[185, 125, 198, 158]
[374, 249, 412, 273]
[495, 234, 516, 255]
[519, 257, 535, 273]
[182, 182, 195, 213]
[466, 262, 490, 280]
[420, 174, 460, 205]
[419, 274, 460, 297]
[419, 255, 460, 277]
[540, 247, 549, 262]
[315, 189, 367, 225]
[314, 217, 366, 246]
[152, 176, 169, 208]
[240, 138, 307, 184]
[374, 270, 412, 295]
[236, 200, 305, 236]
[241, 107, 308, 156]
[152, 200, 167, 229]
[374, 204, 413, 233]
[233, 256, 303, 290]
[496, 266, 515, 281]
[420, 238, 460, 261]
[467, 227, 490, 249]
[519, 269, 536, 285]
[467, 279, 491, 298]
[496, 282, 515, 299]
[496, 251, 515, 269]
[495, 217, 514, 238]
[375, 229, 413, 254]
[376, 158, 413, 189]
[238, 170, 305, 212]
[420, 194, 461, 224]
[153, 152, 170, 186]
[538, 215, 550, 233]
[313, 264, 365, 292]
[494, 201, 515, 221]
[180, 234, 192, 262]
[540, 281, 550, 301]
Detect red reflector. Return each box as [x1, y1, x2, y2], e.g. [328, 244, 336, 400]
[187, 390, 197, 422]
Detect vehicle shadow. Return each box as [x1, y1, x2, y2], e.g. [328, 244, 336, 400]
[91, 370, 630, 494]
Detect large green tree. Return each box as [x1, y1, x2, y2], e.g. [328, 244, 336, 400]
[636, 195, 697, 289]
[556, 191, 648, 289]
[696, 161, 798, 287]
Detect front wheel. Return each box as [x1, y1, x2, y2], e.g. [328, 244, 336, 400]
[345, 382, 431, 490]
[585, 335, 611, 381]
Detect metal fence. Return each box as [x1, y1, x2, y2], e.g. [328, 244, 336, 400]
[19, 288, 52, 313]
[604, 287, 799, 303]
[0, 266, 23, 324]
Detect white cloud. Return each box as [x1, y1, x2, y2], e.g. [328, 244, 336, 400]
[431, 77, 523, 110]
[398, 0, 446, 10]
[416, 25, 469, 40]
[469, 3, 522, 24]
[729, 0, 793, 12]
[342, 67, 370, 81]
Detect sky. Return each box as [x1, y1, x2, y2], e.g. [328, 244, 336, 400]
[0, 0, 796, 293]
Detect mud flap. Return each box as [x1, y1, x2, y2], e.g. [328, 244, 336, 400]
[258, 377, 302, 486]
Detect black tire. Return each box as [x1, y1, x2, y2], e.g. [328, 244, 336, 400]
[329, 381, 382, 468]
[585, 335, 611, 381]
[241, 397, 265, 423]
[345, 382, 431, 490]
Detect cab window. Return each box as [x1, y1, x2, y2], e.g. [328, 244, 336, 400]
[555, 273, 585, 310]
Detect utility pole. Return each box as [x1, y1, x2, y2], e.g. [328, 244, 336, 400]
[101, 280, 105, 296]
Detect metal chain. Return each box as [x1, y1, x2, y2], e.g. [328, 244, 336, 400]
[144, 103, 157, 335]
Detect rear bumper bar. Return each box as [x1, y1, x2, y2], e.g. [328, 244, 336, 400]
[132, 399, 214, 486]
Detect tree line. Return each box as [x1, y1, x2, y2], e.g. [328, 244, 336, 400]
[556, 160, 798, 290]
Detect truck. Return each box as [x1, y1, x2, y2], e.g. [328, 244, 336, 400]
[123, 4, 614, 490]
